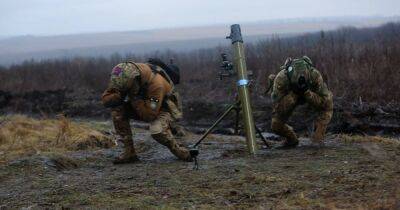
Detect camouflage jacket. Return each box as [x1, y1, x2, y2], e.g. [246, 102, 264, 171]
[102, 62, 181, 122]
[271, 67, 331, 103]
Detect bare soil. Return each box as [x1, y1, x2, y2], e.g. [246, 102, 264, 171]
[0, 122, 399, 209]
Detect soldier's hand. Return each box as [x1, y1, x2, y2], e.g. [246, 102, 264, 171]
[303, 89, 314, 100]
[265, 74, 276, 94]
[297, 76, 309, 92]
[102, 88, 124, 108]
[292, 85, 309, 95]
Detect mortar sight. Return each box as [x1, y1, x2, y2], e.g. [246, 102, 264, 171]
[218, 53, 234, 80]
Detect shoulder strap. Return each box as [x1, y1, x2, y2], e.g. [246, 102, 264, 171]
[125, 61, 140, 70]
[126, 62, 175, 97]
[124, 61, 159, 98]
[148, 64, 175, 94]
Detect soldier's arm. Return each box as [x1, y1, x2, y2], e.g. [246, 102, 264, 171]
[265, 74, 276, 94]
[102, 64, 131, 108]
[132, 85, 165, 122]
[271, 71, 289, 103]
[102, 88, 125, 108]
[304, 69, 328, 108]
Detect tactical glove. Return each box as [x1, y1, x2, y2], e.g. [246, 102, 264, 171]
[102, 88, 124, 108]
[297, 76, 309, 92]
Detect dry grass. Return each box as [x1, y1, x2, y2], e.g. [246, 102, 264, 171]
[0, 115, 114, 163]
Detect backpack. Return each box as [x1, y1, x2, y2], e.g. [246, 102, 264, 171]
[147, 58, 180, 85]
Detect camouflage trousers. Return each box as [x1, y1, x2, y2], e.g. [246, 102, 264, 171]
[111, 103, 191, 161]
[271, 91, 333, 143]
[167, 91, 186, 137]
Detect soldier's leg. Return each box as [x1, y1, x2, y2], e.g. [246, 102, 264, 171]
[111, 103, 139, 164]
[150, 112, 191, 161]
[271, 118, 298, 142]
[167, 91, 186, 138]
[170, 122, 187, 138]
[271, 92, 299, 147]
[312, 94, 333, 143]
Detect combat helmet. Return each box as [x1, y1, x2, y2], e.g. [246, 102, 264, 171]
[284, 56, 314, 91]
[109, 62, 141, 92]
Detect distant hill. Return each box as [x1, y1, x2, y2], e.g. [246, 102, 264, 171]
[1, 16, 399, 66]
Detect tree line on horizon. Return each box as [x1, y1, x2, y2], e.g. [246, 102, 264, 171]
[0, 22, 399, 105]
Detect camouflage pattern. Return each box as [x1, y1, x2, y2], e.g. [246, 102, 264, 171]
[110, 104, 139, 163]
[102, 62, 191, 162]
[167, 91, 187, 138]
[109, 62, 141, 92]
[270, 57, 333, 145]
[150, 112, 191, 160]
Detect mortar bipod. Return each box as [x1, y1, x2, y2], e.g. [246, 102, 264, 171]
[190, 101, 271, 170]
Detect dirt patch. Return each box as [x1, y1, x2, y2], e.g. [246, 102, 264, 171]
[44, 154, 80, 171]
[7, 153, 81, 171]
[1, 125, 399, 209]
[221, 148, 247, 158]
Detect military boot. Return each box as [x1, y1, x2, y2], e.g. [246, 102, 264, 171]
[113, 137, 139, 164]
[272, 118, 299, 149]
[278, 132, 299, 149]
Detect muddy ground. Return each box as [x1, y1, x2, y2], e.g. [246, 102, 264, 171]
[0, 121, 399, 209]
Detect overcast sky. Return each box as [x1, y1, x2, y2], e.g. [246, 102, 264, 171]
[0, 0, 399, 36]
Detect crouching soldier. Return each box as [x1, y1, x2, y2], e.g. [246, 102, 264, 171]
[268, 56, 333, 148]
[148, 58, 187, 138]
[102, 61, 193, 164]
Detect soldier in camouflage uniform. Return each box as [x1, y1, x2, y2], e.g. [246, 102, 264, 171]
[102, 61, 192, 164]
[163, 60, 187, 138]
[268, 56, 333, 148]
